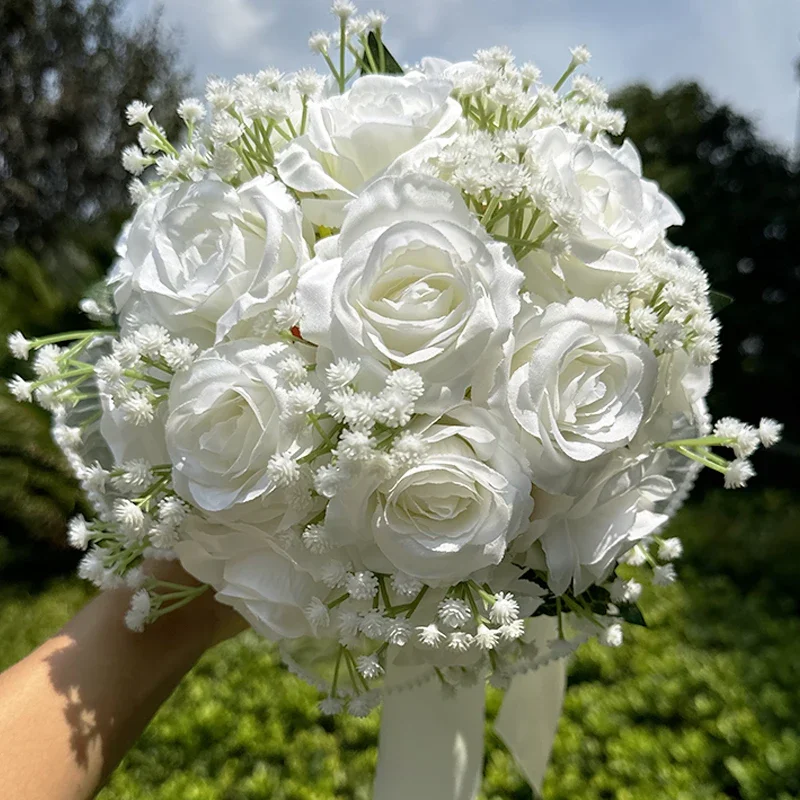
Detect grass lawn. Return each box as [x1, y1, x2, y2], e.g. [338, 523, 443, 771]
[2, 492, 799, 799]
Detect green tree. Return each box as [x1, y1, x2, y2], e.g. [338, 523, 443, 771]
[0, 0, 189, 562]
[613, 82, 798, 486]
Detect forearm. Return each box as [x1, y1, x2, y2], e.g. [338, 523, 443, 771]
[0, 583, 214, 800]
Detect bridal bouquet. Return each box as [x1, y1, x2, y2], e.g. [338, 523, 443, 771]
[7, 1, 781, 721]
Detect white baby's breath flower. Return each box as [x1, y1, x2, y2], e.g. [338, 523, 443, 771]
[112, 459, 153, 493]
[161, 339, 197, 372]
[125, 567, 146, 589]
[33, 345, 62, 378]
[209, 147, 241, 180]
[336, 429, 376, 463]
[112, 337, 142, 368]
[658, 537, 683, 562]
[124, 589, 152, 632]
[325, 358, 360, 389]
[320, 560, 350, 588]
[652, 564, 677, 586]
[7, 331, 32, 360]
[570, 45, 591, 65]
[724, 458, 755, 489]
[447, 632, 474, 652]
[630, 306, 658, 339]
[331, 0, 356, 20]
[319, 696, 344, 714]
[78, 548, 106, 585]
[374, 389, 414, 428]
[121, 391, 156, 426]
[364, 10, 387, 28]
[157, 497, 188, 528]
[122, 145, 151, 175]
[356, 654, 384, 680]
[284, 385, 321, 417]
[304, 597, 331, 631]
[758, 418, 783, 448]
[302, 524, 332, 554]
[417, 623, 446, 648]
[113, 499, 146, 539]
[177, 98, 206, 124]
[498, 619, 526, 641]
[308, 31, 331, 54]
[624, 544, 648, 567]
[125, 101, 152, 126]
[138, 126, 165, 154]
[128, 178, 149, 204]
[609, 578, 642, 604]
[600, 623, 623, 647]
[489, 592, 520, 625]
[384, 369, 425, 401]
[336, 609, 362, 637]
[67, 515, 92, 550]
[134, 324, 171, 358]
[266, 452, 301, 487]
[211, 117, 244, 146]
[80, 462, 109, 493]
[390, 572, 423, 598]
[274, 295, 303, 329]
[349, 694, 379, 718]
[278, 353, 308, 385]
[346, 571, 379, 600]
[7, 375, 33, 402]
[359, 610, 388, 639]
[346, 15, 369, 37]
[474, 624, 499, 650]
[205, 78, 235, 110]
[386, 618, 413, 647]
[438, 598, 472, 629]
[314, 464, 348, 498]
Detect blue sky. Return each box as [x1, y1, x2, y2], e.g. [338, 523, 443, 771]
[126, 0, 800, 152]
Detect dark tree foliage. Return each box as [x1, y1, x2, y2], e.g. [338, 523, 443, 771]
[0, 0, 189, 559]
[613, 83, 799, 486]
[0, 0, 188, 256]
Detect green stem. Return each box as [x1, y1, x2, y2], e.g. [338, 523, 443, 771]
[338, 18, 347, 92]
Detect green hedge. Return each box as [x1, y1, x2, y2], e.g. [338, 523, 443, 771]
[3, 500, 799, 799]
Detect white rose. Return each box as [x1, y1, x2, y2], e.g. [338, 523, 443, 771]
[325, 405, 533, 584]
[175, 522, 324, 640]
[276, 72, 461, 227]
[165, 340, 314, 511]
[296, 173, 523, 414]
[490, 297, 657, 494]
[522, 128, 683, 299]
[115, 175, 308, 346]
[516, 450, 674, 595]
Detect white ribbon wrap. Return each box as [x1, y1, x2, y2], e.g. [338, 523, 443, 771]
[373, 617, 566, 800]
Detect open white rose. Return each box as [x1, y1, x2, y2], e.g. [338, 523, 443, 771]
[325, 405, 533, 584]
[114, 175, 308, 347]
[175, 521, 325, 640]
[490, 297, 657, 494]
[276, 72, 461, 227]
[296, 173, 524, 414]
[522, 128, 683, 299]
[515, 450, 674, 595]
[166, 340, 314, 511]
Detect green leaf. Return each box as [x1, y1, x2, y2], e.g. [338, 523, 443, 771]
[618, 602, 648, 627]
[709, 289, 734, 313]
[360, 31, 404, 76]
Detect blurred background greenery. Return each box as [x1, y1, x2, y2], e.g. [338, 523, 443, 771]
[1, 1, 798, 798]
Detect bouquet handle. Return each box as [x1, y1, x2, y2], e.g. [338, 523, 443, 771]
[374, 617, 565, 800]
